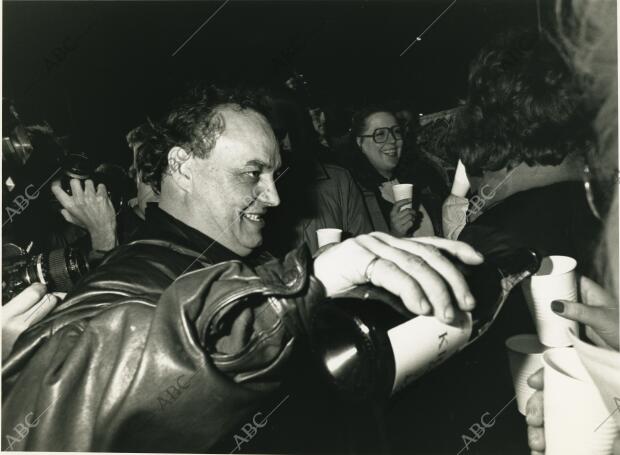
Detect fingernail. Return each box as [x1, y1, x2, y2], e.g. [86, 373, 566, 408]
[443, 306, 454, 322]
[464, 294, 476, 310]
[475, 251, 484, 261]
[551, 300, 564, 313]
[419, 298, 431, 314]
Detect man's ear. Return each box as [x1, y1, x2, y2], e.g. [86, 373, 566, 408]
[356, 136, 363, 149]
[167, 146, 192, 192]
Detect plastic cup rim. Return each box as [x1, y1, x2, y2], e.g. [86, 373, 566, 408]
[316, 228, 343, 234]
[531, 255, 577, 278]
[505, 334, 546, 353]
[542, 347, 589, 383]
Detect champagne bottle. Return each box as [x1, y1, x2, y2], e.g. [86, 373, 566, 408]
[309, 247, 540, 402]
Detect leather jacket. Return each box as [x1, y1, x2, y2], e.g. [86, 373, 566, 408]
[2, 205, 326, 452]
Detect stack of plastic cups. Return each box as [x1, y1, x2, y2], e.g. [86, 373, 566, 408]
[506, 255, 578, 415]
[542, 348, 619, 455]
[505, 334, 547, 415]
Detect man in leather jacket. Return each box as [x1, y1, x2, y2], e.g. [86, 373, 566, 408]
[2, 85, 484, 452]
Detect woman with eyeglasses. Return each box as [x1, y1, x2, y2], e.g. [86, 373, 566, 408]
[344, 105, 447, 238]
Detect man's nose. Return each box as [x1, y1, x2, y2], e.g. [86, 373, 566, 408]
[257, 179, 280, 207]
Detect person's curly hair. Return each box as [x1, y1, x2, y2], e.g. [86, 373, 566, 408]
[132, 84, 266, 194]
[453, 29, 594, 177]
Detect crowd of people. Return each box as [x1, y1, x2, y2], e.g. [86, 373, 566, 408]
[2, 0, 618, 453]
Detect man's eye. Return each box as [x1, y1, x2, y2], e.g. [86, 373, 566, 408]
[245, 170, 261, 179]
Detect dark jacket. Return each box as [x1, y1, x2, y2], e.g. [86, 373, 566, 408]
[2, 205, 325, 452]
[459, 181, 601, 276]
[264, 162, 373, 256]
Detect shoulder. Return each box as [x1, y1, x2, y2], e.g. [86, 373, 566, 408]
[59, 240, 201, 311]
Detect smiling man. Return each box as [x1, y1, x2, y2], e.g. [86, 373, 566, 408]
[160, 104, 281, 256]
[2, 85, 483, 452]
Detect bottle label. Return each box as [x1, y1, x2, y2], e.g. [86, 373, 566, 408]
[389, 311, 473, 394]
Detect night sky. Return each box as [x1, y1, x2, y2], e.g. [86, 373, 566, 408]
[4, 0, 551, 167]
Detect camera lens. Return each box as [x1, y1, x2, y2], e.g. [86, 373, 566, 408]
[46, 247, 89, 293]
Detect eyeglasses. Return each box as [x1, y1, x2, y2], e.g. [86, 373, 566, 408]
[358, 125, 403, 144]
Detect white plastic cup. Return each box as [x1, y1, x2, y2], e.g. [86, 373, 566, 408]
[392, 184, 413, 210]
[542, 348, 619, 455]
[521, 256, 579, 347]
[505, 334, 546, 415]
[316, 228, 342, 248]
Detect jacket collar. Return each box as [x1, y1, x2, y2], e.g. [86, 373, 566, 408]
[468, 153, 584, 215]
[139, 203, 241, 264]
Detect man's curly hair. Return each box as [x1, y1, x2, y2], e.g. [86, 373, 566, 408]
[132, 84, 266, 194]
[453, 29, 594, 177]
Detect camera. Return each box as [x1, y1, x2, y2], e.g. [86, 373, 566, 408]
[2, 243, 90, 302]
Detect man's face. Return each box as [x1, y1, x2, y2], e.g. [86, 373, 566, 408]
[129, 142, 158, 217]
[188, 107, 281, 256]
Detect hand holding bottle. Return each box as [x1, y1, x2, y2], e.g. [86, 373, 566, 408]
[313, 232, 484, 323]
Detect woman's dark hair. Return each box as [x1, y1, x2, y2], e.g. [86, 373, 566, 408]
[453, 29, 593, 177]
[133, 84, 266, 194]
[344, 104, 400, 161]
[349, 104, 398, 141]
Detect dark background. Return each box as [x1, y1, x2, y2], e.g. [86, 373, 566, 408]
[4, 0, 552, 168]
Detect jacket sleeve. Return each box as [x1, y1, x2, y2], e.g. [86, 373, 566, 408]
[442, 194, 469, 240]
[1, 245, 325, 453]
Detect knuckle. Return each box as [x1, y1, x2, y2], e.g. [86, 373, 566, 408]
[424, 245, 442, 258]
[433, 286, 452, 307]
[570, 303, 586, 320]
[406, 255, 426, 270]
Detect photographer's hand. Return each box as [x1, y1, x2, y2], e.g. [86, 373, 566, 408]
[2, 283, 60, 360]
[52, 179, 118, 252]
